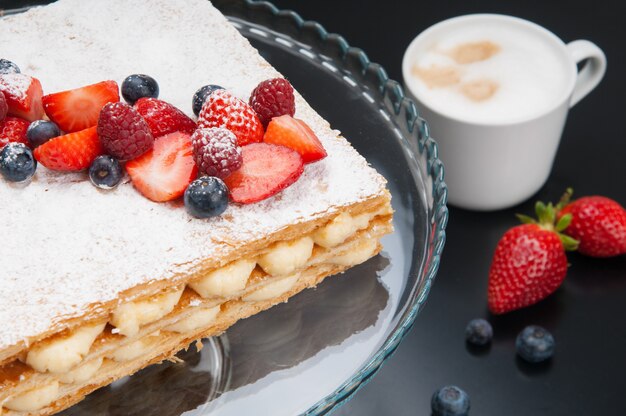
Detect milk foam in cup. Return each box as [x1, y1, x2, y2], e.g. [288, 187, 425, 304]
[402, 14, 606, 211]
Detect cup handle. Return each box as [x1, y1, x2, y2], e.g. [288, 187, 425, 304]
[566, 40, 607, 107]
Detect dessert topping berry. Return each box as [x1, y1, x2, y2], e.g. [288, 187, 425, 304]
[34, 126, 102, 171]
[97, 102, 154, 161]
[121, 74, 159, 105]
[557, 189, 626, 257]
[198, 89, 264, 146]
[184, 176, 229, 218]
[263, 115, 326, 163]
[125, 131, 198, 202]
[223, 142, 303, 204]
[42, 80, 119, 132]
[431, 385, 470, 416]
[191, 127, 242, 179]
[134, 97, 196, 137]
[0, 116, 30, 149]
[0, 59, 20, 75]
[89, 155, 123, 190]
[465, 318, 493, 346]
[0, 143, 36, 183]
[192, 84, 224, 116]
[516, 325, 555, 363]
[249, 77, 295, 126]
[488, 201, 578, 314]
[26, 120, 61, 148]
[0, 73, 44, 121]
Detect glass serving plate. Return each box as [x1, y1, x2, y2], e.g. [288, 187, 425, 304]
[2, 1, 448, 414]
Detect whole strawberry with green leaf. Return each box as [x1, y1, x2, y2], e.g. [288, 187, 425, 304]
[557, 189, 626, 258]
[488, 201, 578, 314]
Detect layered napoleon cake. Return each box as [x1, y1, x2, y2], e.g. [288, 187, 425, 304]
[0, 0, 393, 414]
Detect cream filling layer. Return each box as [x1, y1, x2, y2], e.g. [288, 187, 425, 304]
[3, 381, 60, 412]
[57, 357, 103, 385]
[189, 258, 256, 298]
[25, 322, 106, 374]
[165, 306, 221, 333]
[257, 237, 314, 276]
[242, 274, 300, 302]
[110, 288, 184, 337]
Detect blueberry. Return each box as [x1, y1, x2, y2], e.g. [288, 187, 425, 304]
[0, 143, 36, 183]
[184, 176, 229, 218]
[192, 84, 224, 116]
[89, 155, 123, 190]
[431, 385, 470, 416]
[26, 120, 61, 148]
[516, 325, 555, 363]
[121, 74, 159, 105]
[465, 318, 493, 346]
[0, 58, 20, 74]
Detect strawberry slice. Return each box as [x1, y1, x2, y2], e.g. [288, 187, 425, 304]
[42, 80, 119, 132]
[0, 74, 44, 121]
[263, 115, 326, 163]
[126, 131, 198, 202]
[0, 116, 30, 149]
[34, 126, 102, 171]
[134, 98, 196, 137]
[224, 142, 304, 204]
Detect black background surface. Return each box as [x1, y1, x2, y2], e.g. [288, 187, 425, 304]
[3, 1, 626, 415]
[265, 1, 626, 415]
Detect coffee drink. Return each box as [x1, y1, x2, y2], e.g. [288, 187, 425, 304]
[409, 21, 570, 123]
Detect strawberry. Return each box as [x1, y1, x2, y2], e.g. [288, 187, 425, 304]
[488, 201, 578, 314]
[263, 115, 326, 163]
[126, 131, 198, 202]
[224, 142, 303, 204]
[0, 92, 7, 121]
[557, 189, 626, 257]
[42, 80, 119, 132]
[198, 89, 264, 146]
[33, 126, 102, 171]
[0, 73, 44, 121]
[0, 116, 30, 149]
[134, 97, 196, 137]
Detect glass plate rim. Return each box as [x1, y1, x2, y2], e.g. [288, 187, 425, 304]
[1, 1, 449, 414]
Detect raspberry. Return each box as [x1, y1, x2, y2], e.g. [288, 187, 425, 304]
[191, 127, 242, 179]
[249, 78, 295, 126]
[97, 102, 154, 161]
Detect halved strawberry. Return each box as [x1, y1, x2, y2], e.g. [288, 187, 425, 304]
[0, 116, 30, 149]
[0, 74, 44, 121]
[224, 142, 304, 204]
[134, 98, 196, 137]
[263, 115, 326, 163]
[42, 80, 119, 132]
[126, 131, 198, 202]
[34, 126, 102, 171]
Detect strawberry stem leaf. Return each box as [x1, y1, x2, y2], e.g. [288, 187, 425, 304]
[555, 213, 572, 232]
[557, 187, 574, 211]
[559, 234, 579, 251]
[516, 214, 537, 225]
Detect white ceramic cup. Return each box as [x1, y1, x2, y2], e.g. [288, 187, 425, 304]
[402, 14, 606, 211]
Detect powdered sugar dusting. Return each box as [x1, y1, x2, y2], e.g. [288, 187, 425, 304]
[0, 73, 30, 101]
[0, 0, 387, 350]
